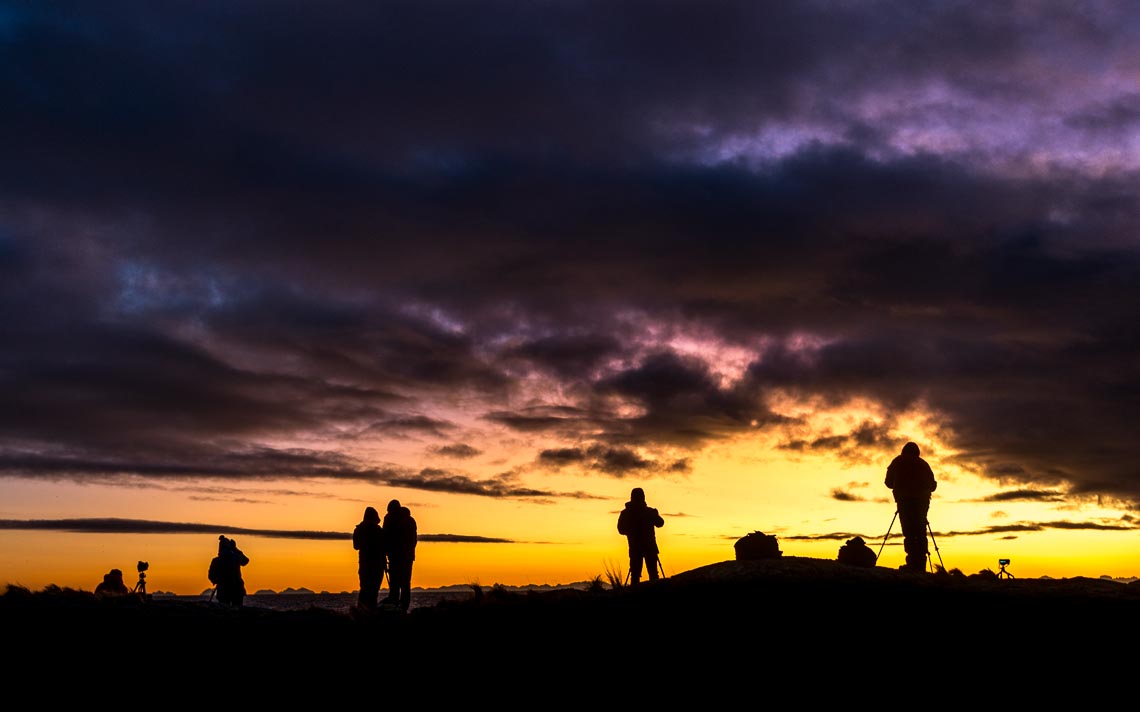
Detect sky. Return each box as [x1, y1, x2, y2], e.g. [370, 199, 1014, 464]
[1, 0, 1138, 595]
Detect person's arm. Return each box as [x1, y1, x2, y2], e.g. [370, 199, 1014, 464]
[652, 508, 664, 527]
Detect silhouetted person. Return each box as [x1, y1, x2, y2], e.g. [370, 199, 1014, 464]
[208, 535, 250, 607]
[95, 568, 130, 596]
[381, 499, 417, 612]
[885, 441, 938, 571]
[617, 487, 664, 585]
[353, 506, 387, 611]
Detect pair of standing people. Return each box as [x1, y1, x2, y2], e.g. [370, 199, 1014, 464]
[353, 499, 418, 612]
[208, 535, 250, 607]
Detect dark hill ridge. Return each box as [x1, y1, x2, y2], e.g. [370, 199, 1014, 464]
[6, 556, 1138, 692]
[671, 556, 1140, 599]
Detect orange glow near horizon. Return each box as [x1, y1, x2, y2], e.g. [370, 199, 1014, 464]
[2, 399, 1137, 594]
[3, 440, 1137, 593]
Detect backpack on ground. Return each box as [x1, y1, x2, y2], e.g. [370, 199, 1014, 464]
[734, 531, 782, 560]
[836, 536, 877, 567]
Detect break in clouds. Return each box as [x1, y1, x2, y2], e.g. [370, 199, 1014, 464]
[2, 1, 1139, 512]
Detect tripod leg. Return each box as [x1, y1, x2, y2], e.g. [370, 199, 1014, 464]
[876, 510, 898, 563]
[926, 520, 945, 571]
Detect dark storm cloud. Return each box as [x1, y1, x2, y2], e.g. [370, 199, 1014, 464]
[978, 489, 1069, 504]
[500, 333, 624, 380]
[829, 486, 883, 503]
[538, 443, 687, 476]
[483, 406, 595, 434]
[783, 421, 895, 462]
[385, 467, 602, 501]
[594, 351, 779, 447]
[431, 443, 482, 459]
[1, 1, 1139, 510]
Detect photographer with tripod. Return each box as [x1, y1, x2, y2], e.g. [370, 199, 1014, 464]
[617, 487, 665, 586]
[884, 441, 937, 572]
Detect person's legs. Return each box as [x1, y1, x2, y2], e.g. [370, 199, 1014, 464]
[386, 561, 411, 610]
[629, 554, 644, 585]
[398, 562, 413, 612]
[358, 569, 381, 609]
[380, 572, 394, 605]
[218, 583, 236, 606]
[896, 498, 929, 569]
[646, 554, 660, 581]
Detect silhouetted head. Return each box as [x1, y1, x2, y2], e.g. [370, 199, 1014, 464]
[902, 442, 920, 457]
[387, 499, 401, 514]
[363, 506, 380, 524]
[630, 487, 645, 503]
[107, 569, 123, 582]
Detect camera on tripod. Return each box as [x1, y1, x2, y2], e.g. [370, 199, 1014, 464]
[996, 557, 1013, 579]
[134, 560, 149, 594]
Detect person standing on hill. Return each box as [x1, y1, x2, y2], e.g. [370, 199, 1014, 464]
[617, 487, 665, 586]
[381, 499, 417, 613]
[353, 506, 387, 611]
[208, 535, 250, 607]
[884, 441, 938, 572]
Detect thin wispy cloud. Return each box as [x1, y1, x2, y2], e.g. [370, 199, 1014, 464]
[0, 518, 514, 543]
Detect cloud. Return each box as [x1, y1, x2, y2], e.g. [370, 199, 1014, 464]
[430, 443, 482, 459]
[0, 1, 1138, 514]
[779, 517, 1140, 543]
[0, 518, 514, 543]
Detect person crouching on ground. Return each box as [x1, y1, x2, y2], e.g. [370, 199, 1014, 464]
[95, 568, 130, 596]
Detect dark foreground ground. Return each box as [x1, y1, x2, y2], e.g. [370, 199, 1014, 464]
[6, 557, 1138, 699]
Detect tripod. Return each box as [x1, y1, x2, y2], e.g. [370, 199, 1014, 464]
[623, 555, 667, 586]
[877, 509, 945, 572]
[133, 572, 147, 594]
[996, 562, 1014, 579]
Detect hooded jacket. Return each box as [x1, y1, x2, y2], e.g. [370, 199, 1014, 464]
[353, 506, 387, 571]
[617, 490, 664, 556]
[885, 442, 937, 499]
[384, 500, 417, 564]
